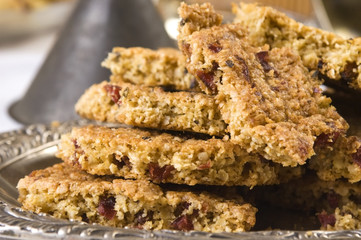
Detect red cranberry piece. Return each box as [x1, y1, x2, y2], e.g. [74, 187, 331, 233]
[148, 163, 175, 182]
[113, 155, 131, 169]
[174, 202, 191, 217]
[196, 70, 217, 93]
[271, 86, 280, 92]
[235, 55, 251, 84]
[198, 161, 211, 170]
[318, 211, 336, 228]
[171, 215, 194, 231]
[208, 42, 222, 53]
[71, 139, 84, 166]
[182, 42, 192, 56]
[255, 51, 273, 72]
[104, 84, 122, 105]
[72, 139, 80, 149]
[98, 196, 116, 220]
[327, 191, 340, 209]
[134, 210, 154, 226]
[314, 131, 340, 148]
[211, 61, 219, 71]
[341, 62, 358, 83]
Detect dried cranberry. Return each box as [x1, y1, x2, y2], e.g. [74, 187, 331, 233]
[198, 161, 211, 170]
[235, 55, 251, 83]
[171, 215, 194, 231]
[113, 155, 131, 169]
[298, 139, 310, 158]
[73, 139, 81, 149]
[134, 210, 154, 226]
[271, 86, 280, 92]
[148, 163, 175, 182]
[98, 196, 116, 220]
[341, 62, 358, 83]
[211, 61, 219, 71]
[104, 84, 122, 105]
[255, 51, 273, 72]
[196, 70, 217, 93]
[191, 209, 199, 218]
[208, 42, 222, 53]
[72, 139, 83, 166]
[317, 211, 336, 228]
[352, 146, 361, 168]
[174, 202, 191, 216]
[314, 131, 340, 148]
[182, 42, 191, 56]
[327, 191, 340, 209]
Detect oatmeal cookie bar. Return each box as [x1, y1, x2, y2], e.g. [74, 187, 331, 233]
[56, 125, 302, 187]
[309, 135, 361, 183]
[249, 174, 361, 230]
[233, 3, 361, 91]
[75, 80, 226, 136]
[102, 47, 199, 91]
[17, 163, 257, 232]
[177, 3, 348, 166]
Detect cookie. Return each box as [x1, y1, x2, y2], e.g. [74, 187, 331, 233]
[177, 2, 348, 167]
[17, 163, 257, 232]
[102, 47, 199, 91]
[75, 80, 226, 136]
[56, 125, 303, 187]
[233, 3, 361, 91]
[309, 135, 361, 183]
[248, 174, 361, 230]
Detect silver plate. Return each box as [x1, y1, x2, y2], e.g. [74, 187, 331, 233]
[0, 120, 360, 240]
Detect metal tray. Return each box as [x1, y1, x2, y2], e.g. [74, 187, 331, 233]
[0, 120, 360, 239]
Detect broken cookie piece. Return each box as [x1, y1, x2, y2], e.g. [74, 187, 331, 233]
[75, 80, 226, 136]
[247, 173, 361, 230]
[233, 3, 361, 91]
[102, 47, 199, 91]
[17, 163, 257, 232]
[56, 125, 302, 187]
[177, 2, 348, 167]
[310, 135, 361, 183]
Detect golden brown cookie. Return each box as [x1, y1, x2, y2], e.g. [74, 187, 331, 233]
[102, 47, 199, 91]
[57, 125, 302, 187]
[233, 3, 361, 91]
[17, 163, 257, 232]
[177, 2, 348, 167]
[75, 80, 226, 136]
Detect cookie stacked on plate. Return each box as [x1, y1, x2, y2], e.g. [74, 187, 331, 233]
[17, 2, 361, 232]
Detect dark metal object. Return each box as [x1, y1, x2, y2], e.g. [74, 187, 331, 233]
[9, 0, 175, 124]
[313, 0, 361, 37]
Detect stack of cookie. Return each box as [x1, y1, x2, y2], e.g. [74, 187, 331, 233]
[17, 2, 361, 232]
